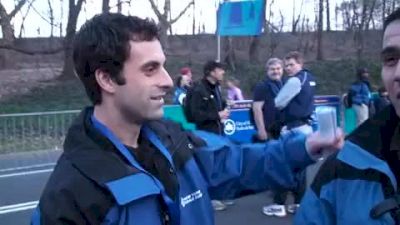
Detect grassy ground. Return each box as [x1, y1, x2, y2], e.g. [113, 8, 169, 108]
[0, 79, 89, 114]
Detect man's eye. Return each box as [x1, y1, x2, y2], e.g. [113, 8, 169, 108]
[146, 66, 156, 73]
[383, 55, 399, 67]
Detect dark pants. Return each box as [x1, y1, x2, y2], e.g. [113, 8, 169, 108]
[273, 190, 288, 205]
[293, 170, 306, 204]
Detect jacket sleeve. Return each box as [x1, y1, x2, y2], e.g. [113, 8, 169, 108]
[274, 77, 302, 110]
[33, 193, 88, 225]
[293, 189, 335, 225]
[192, 130, 314, 200]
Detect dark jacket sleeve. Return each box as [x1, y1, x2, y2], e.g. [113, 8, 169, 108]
[36, 190, 88, 225]
[189, 88, 220, 123]
[34, 160, 114, 225]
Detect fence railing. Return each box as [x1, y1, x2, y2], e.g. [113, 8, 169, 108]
[0, 110, 80, 154]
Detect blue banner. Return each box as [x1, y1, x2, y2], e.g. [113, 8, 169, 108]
[216, 0, 265, 36]
[223, 96, 342, 143]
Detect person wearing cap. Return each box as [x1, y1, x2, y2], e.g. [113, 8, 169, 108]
[183, 61, 232, 211]
[184, 60, 229, 136]
[349, 67, 372, 126]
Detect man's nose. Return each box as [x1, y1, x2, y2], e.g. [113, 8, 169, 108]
[394, 59, 400, 79]
[159, 67, 173, 90]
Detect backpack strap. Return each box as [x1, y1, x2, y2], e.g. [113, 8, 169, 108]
[370, 194, 400, 222]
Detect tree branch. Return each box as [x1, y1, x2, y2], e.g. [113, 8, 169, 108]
[9, 0, 29, 19]
[170, 1, 194, 24]
[148, 0, 164, 21]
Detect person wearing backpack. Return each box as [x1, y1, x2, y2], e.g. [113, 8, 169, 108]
[295, 8, 400, 225]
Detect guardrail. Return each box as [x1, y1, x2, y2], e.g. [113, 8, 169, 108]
[0, 110, 80, 154]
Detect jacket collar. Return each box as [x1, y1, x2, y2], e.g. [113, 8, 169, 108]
[345, 105, 399, 189]
[63, 107, 141, 187]
[347, 105, 399, 158]
[63, 107, 203, 188]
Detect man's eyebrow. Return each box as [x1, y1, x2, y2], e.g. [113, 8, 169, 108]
[381, 46, 400, 56]
[140, 61, 160, 70]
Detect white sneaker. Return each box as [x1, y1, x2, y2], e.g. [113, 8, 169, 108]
[211, 200, 227, 211]
[222, 200, 235, 206]
[287, 204, 300, 214]
[262, 204, 287, 217]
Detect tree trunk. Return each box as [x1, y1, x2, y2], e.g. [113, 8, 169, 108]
[382, 0, 386, 26]
[0, 17, 15, 44]
[148, 0, 193, 49]
[316, 0, 324, 60]
[117, 0, 122, 13]
[102, 0, 110, 13]
[326, 0, 331, 31]
[248, 0, 266, 63]
[192, 0, 195, 35]
[224, 37, 236, 71]
[249, 36, 260, 63]
[48, 0, 54, 37]
[60, 0, 84, 79]
[159, 20, 169, 50]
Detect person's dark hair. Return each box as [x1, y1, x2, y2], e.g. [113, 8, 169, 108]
[384, 8, 400, 32]
[73, 13, 159, 104]
[356, 67, 369, 79]
[378, 86, 387, 94]
[203, 60, 224, 77]
[284, 51, 304, 65]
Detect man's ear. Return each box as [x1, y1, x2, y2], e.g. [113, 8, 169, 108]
[95, 69, 116, 94]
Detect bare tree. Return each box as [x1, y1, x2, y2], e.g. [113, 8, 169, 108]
[18, 0, 35, 38]
[117, 0, 122, 13]
[60, 0, 64, 36]
[316, 0, 324, 60]
[292, 0, 304, 34]
[326, 0, 331, 31]
[382, 0, 386, 25]
[0, 0, 29, 44]
[48, 0, 55, 37]
[60, 0, 85, 79]
[224, 37, 236, 71]
[148, 0, 194, 49]
[248, 0, 266, 63]
[192, 0, 195, 35]
[102, 0, 110, 13]
[268, 9, 284, 57]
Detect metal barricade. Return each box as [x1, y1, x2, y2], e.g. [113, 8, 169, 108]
[0, 110, 80, 154]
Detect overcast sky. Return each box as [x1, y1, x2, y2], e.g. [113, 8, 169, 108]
[3, 0, 345, 38]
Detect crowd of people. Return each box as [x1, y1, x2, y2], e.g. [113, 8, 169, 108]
[30, 7, 400, 225]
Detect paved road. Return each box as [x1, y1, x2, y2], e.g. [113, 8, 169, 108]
[0, 151, 292, 225]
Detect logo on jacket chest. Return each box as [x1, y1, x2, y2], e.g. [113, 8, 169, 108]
[180, 190, 203, 207]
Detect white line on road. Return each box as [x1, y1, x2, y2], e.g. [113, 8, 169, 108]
[0, 168, 53, 179]
[0, 163, 56, 173]
[0, 201, 38, 215]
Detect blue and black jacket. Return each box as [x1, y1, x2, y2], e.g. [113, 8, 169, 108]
[349, 80, 371, 106]
[283, 69, 316, 128]
[295, 105, 400, 225]
[32, 107, 314, 225]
